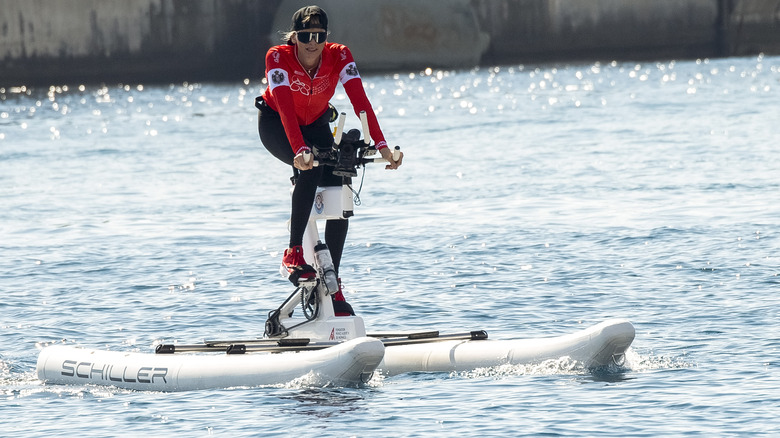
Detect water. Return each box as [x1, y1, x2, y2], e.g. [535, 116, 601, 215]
[2, 54, 779, 436]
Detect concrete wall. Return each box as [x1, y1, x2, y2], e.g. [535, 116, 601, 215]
[1, 0, 779, 86]
[724, 0, 780, 55]
[473, 0, 721, 62]
[0, 0, 280, 85]
[272, 0, 490, 72]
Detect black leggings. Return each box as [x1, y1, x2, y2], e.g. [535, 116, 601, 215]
[256, 97, 349, 274]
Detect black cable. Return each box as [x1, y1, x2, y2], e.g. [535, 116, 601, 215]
[350, 166, 367, 206]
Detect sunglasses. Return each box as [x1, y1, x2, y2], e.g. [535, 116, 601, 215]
[296, 31, 327, 44]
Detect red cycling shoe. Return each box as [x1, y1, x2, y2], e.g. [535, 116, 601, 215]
[332, 278, 355, 316]
[282, 245, 316, 285]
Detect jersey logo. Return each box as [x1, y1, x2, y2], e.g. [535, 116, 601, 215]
[340, 62, 360, 84]
[289, 76, 311, 95]
[271, 70, 286, 85]
[272, 51, 280, 64]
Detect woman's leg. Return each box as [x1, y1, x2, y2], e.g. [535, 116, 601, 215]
[324, 218, 349, 275]
[258, 103, 328, 248]
[257, 104, 294, 166]
[289, 166, 323, 247]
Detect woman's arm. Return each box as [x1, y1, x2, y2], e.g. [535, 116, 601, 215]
[338, 48, 388, 151]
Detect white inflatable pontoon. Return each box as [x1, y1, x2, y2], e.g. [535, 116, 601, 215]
[376, 318, 634, 376]
[36, 317, 633, 391]
[37, 336, 384, 391]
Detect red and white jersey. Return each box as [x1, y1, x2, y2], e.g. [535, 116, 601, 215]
[261, 42, 387, 154]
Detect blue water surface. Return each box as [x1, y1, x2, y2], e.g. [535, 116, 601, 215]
[1, 54, 779, 437]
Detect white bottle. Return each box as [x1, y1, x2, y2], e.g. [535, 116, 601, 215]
[313, 241, 339, 294]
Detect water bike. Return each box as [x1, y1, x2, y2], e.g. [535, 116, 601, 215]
[37, 112, 635, 391]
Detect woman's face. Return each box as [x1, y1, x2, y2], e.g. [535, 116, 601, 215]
[293, 28, 327, 61]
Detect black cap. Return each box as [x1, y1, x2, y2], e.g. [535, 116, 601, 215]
[291, 5, 328, 31]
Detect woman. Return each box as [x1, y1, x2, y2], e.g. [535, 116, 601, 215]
[255, 5, 403, 315]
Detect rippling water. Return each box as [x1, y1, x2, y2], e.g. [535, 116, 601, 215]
[2, 54, 779, 436]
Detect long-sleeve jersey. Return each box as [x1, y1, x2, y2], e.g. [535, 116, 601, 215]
[260, 42, 387, 155]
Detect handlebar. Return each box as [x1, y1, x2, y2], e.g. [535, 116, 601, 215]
[299, 109, 402, 173]
[302, 145, 400, 168]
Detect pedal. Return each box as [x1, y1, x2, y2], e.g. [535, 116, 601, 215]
[280, 261, 316, 286]
[286, 269, 317, 286]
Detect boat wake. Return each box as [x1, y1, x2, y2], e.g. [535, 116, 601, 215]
[275, 370, 379, 389]
[621, 347, 695, 371]
[454, 356, 586, 380]
[431, 346, 693, 382]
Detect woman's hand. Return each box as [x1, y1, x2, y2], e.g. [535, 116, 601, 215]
[380, 147, 403, 170]
[293, 150, 314, 170]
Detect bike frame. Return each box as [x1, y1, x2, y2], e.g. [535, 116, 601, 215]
[268, 183, 367, 342]
[265, 111, 397, 343]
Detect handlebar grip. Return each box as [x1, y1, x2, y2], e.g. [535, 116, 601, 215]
[334, 112, 347, 144]
[302, 150, 320, 167]
[359, 111, 370, 144]
[392, 146, 401, 162]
